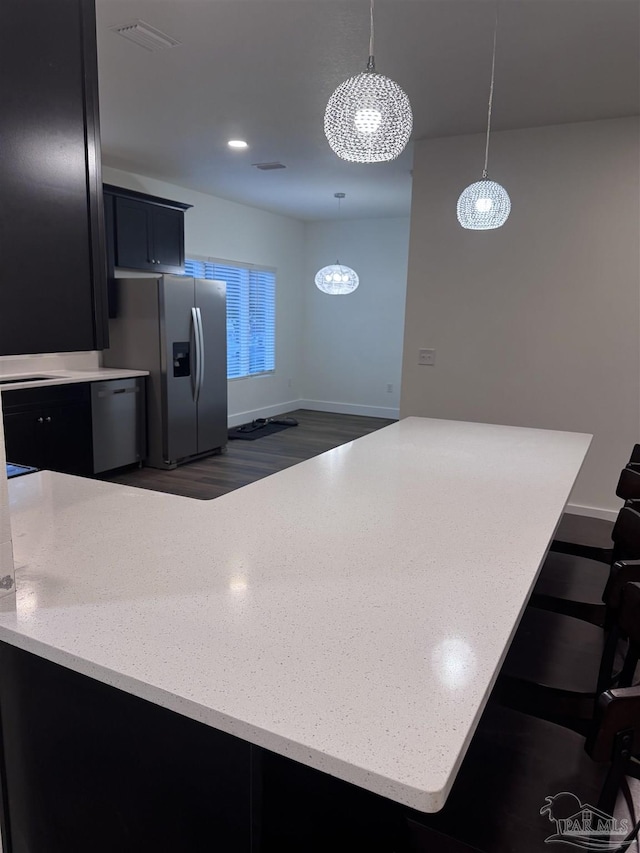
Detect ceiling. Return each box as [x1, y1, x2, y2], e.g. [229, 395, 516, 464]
[96, 0, 640, 221]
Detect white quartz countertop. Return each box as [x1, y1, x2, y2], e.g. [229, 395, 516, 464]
[0, 417, 591, 812]
[0, 367, 148, 391]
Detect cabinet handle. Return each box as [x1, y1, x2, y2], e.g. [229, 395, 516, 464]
[37, 417, 44, 423]
[45, 416, 51, 423]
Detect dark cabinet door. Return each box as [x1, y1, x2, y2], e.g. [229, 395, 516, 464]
[0, 0, 108, 356]
[43, 403, 93, 476]
[114, 198, 155, 271]
[2, 384, 93, 476]
[104, 185, 190, 277]
[2, 410, 46, 469]
[151, 207, 185, 273]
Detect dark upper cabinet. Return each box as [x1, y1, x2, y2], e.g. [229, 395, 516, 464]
[105, 185, 191, 277]
[114, 198, 154, 271]
[0, 0, 108, 356]
[152, 207, 185, 270]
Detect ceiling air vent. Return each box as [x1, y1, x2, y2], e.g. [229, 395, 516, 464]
[252, 162, 286, 171]
[110, 20, 181, 52]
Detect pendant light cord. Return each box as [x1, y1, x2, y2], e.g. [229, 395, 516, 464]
[367, 0, 375, 71]
[482, 2, 500, 179]
[337, 195, 341, 264]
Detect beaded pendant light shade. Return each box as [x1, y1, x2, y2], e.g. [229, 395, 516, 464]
[457, 4, 511, 230]
[457, 180, 511, 231]
[324, 0, 413, 163]
[315, 194, 360, 295]
[315, 264, 360, 295]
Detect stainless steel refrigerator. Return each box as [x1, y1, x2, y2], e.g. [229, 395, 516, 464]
[103, 275, 227, 469]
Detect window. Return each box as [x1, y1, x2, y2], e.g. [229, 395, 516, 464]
[185, 258, 275, 380]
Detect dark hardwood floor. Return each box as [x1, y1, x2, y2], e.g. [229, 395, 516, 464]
[104, 409, 396, 500]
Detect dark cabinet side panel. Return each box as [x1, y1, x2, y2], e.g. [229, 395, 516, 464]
[0, 0, 107, 355]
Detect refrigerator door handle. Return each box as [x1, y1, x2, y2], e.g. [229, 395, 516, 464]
[196, 307, 205, 394]
[191, 307, 201, 403]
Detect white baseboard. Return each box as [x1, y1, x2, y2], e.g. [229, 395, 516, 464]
[227, 400, 301, 428]
[565, 503, 619, 522]
[298, 399, 400, 419]
[228, 399, 400, 427]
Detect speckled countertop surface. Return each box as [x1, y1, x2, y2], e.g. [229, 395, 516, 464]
[0, 417, 591, 812]
[0, 368, 148, 391]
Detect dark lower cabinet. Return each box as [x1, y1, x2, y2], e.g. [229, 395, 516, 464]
[2, 379, 147, 477]
[2, 386, 92, 476]
[260, 751, 408, 852]
[43, 402, 93, 475]
[0, 643, 409, 853]
[0, 0, 108, 355]
[1, 411, 44, 470]
[0, 644, 252, 853]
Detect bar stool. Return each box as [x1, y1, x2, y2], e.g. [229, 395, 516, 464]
[406, 691, 640, 853]
[532, 499, 640, 626]
[405, 586, 640, 853]
[552, 454, 640, 563]
[497, 536, 640, 734]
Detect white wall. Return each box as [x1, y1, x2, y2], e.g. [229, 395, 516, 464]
[103, 166, 305, 425]
[302, 217, 410, 419]
[401, 117, 640, 516]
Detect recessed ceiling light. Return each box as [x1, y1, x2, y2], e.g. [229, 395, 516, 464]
[228, 140, 248, 149]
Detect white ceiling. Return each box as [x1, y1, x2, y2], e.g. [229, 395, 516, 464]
[96, 0, 640, 221]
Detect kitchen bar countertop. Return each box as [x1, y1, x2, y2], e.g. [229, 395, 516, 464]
[0, 417, 591, 812]
[0, 367, 148, 391]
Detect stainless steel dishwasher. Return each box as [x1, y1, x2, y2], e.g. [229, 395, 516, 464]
[91, 378, 146, 473]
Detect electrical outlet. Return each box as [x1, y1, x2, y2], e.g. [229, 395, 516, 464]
[419, 349, 436, 366]
[386, 383, 393, 394]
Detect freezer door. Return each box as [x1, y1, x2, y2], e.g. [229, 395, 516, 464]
[160, 276, 198, 463]
[195, 278, 228, 453]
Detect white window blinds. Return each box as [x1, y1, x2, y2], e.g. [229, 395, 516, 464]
[185, 258, 276, 380]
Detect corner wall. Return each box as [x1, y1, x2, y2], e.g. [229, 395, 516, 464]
[401, 117, 640, 516]
[302, 217, 410, 419]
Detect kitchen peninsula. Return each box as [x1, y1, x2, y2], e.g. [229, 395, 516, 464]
[0, 418, 591, 851]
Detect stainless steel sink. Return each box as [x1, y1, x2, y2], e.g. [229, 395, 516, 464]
[0, 376, 54, 385]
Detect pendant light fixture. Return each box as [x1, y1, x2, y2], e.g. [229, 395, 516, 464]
[315, 194, 360, 295]
[324, 0, 413, 163]
[457, 3, 511, 230]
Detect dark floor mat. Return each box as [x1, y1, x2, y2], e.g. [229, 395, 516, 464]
[228, 421, 296, 441]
